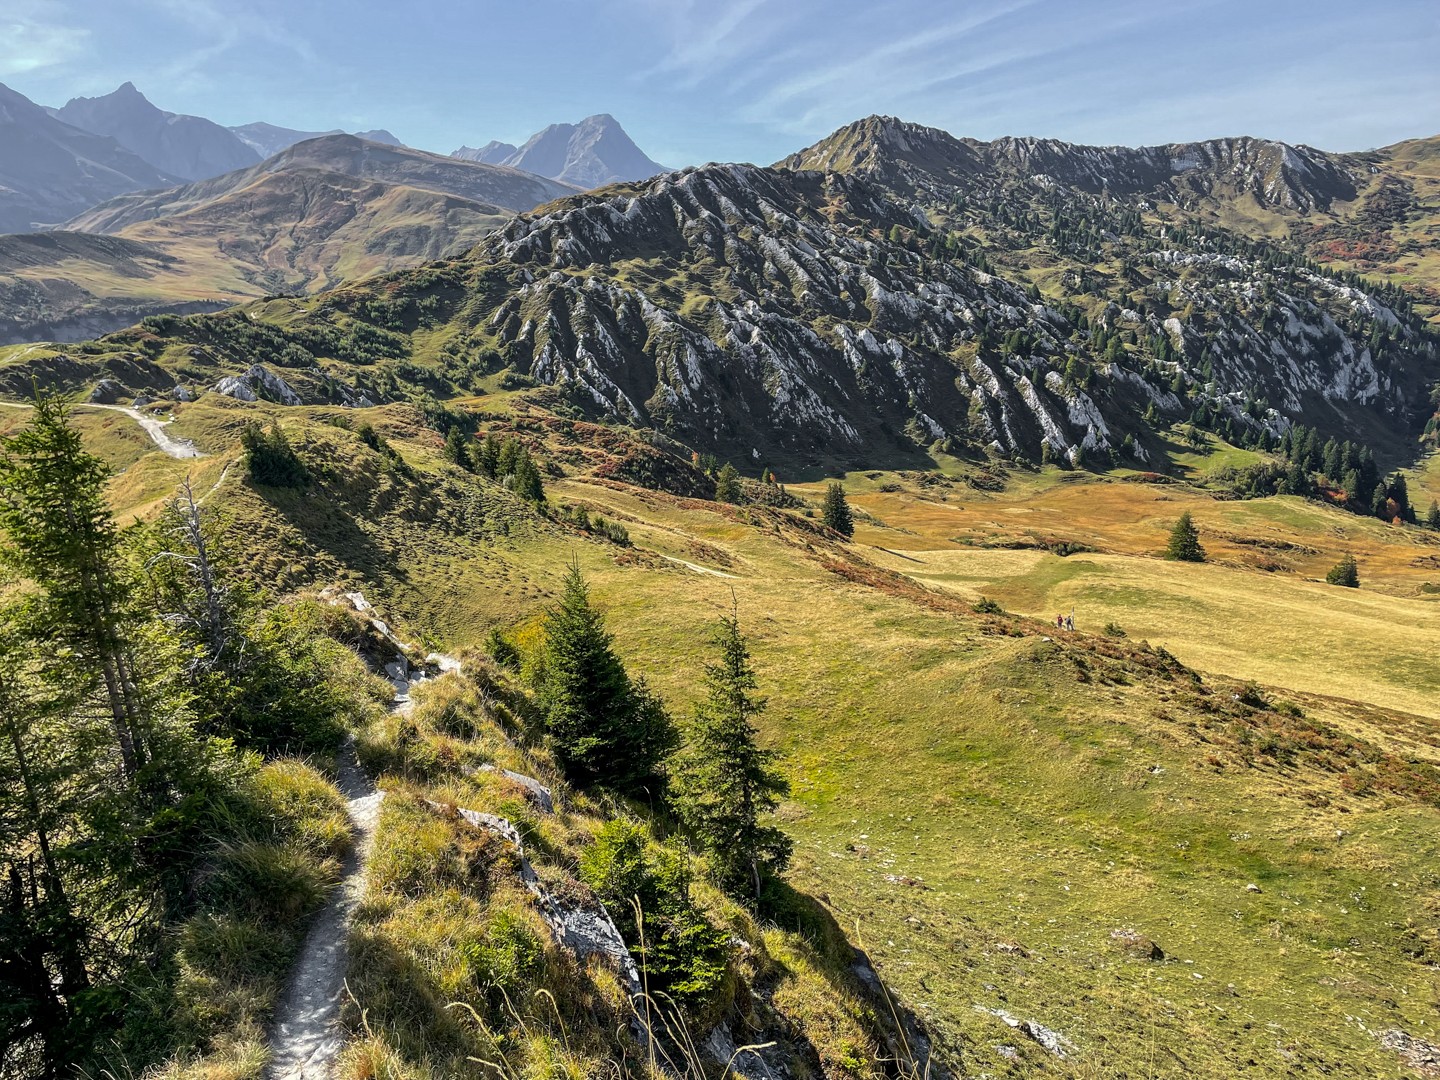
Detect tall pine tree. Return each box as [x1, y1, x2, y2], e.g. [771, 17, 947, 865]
[539, 563, 674, 792]
[0, 397, 148, 775]
[674, 608, 791, 903]
[821, 482, 854, 538]
[1165, 512, 1205, 562]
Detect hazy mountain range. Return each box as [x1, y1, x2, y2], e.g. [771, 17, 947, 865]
[0, 79, 1435, 471]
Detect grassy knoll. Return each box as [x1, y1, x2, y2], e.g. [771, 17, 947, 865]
[47, 398, 1440, 1077]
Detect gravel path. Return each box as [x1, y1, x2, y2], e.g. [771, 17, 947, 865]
[87, 403, 204, 458]
[0, 399, 203, 459]
[264, 736, 381, 1080]
[661, 554, 739, 579]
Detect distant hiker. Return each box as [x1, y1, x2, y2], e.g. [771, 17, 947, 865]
[1056, 614, 1065, 629]
[1065, 614, 1075, 632]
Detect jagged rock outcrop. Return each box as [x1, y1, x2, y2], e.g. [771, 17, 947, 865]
[213, 364, 304, 405]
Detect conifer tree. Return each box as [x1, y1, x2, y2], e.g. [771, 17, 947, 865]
[443, 425, 470, 468]
[1325, 554, 1360, 588]
[821, 481, 854, 538]
[539, 564, 675, 791]
[1427, 501, 1440, 530]
[674, 608, 791, 903]
[239, 421, 308, 487]
[715, 462, 742, 504]
[0, 397, 148, 775]
[1165, 511, 1205, 562]
[1388, 473, 1414, 523]
[509, 446, 544, 502]
[1372, 485, 1392, 520]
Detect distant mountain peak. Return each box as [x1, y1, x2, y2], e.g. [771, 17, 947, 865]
[0, 79, 175, 231]
[57, 82, 259, 182]
[229, 122, 405, 158]
[449, 114, 665, 189]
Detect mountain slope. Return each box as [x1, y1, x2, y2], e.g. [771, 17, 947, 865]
[0, 81, 175, 233]
[68, 135, 576, 232]
[782, 115, 1362, 213]
[28, 157, 1436, 468]
[230, 121, 403, 158]
[55, 82, 260, 181]
[0, 137, 578, 344]
[785, 117, 1440, 324]
[451, 114, 666, 188]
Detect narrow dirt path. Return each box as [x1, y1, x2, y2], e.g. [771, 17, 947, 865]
[660, 554, 739, 579]
[264, 737, 381, 1080]
[0, 399, 203, 459]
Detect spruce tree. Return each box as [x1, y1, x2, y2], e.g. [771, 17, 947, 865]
[1427, 501, 1440, 530]
[1388, 473, 1414, 522]
[1372, 485, 1392, 520]
[239, 421, 308, 487]
[539, 564, 674, 792]
[674, 609, 791, 903]
[1325, 554, 1360, 588]
[1165, 511, 1205, 562]
[715, 462, 742, 503]
[821, 481, 854, 538]
[443, 425, 470, 468]
[0, 397, 148, 775]
[509, 447, 544, 502]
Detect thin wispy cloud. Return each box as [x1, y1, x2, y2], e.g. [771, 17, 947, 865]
[0, 0, 1435, 165]
[0, 2, 89, 77]
[638, 0, 778, 86]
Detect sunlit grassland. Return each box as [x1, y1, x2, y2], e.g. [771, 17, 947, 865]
[44, 404, 1440, 1077]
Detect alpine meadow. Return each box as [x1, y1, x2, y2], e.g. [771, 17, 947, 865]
[2, 4, 1440, 1079]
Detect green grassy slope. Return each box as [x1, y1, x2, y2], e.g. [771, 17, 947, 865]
[52, 396, 1440, 1077]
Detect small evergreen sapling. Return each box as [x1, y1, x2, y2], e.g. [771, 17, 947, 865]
[1165, 511, 1205, 562]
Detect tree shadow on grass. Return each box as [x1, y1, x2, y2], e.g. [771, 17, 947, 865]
[759, 878, 956, 1078]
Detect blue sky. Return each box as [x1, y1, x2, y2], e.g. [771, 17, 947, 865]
[4, 0, 1438, 164]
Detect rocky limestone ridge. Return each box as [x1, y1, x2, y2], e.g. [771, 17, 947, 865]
[462, 161, 1433, 464]
[782, 115, 1360, 213]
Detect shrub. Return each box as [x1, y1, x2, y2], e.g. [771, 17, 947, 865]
[485, 627, 521, 671]
[1103, 621, 1127, 638]
[1325, 554, 1360, 588]
[579, 821, 732, 1018]
[972, 596, 1004, 615]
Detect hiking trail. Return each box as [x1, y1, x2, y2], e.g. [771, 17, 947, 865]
[263, 736, 380, 1080]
